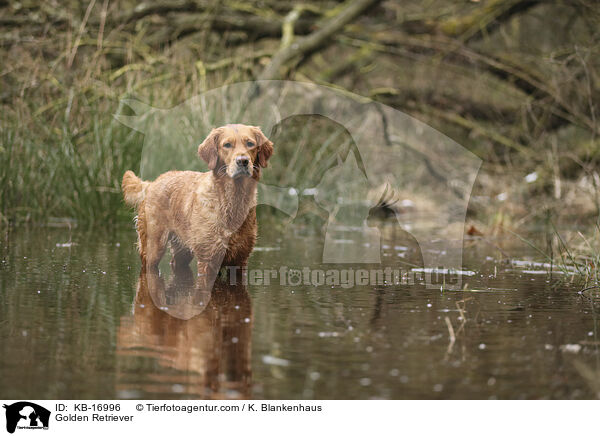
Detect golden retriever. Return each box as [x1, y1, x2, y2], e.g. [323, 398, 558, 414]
[122, 124, 273, 280]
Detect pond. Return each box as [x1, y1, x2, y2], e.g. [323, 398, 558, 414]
[0, 218, 598, 399]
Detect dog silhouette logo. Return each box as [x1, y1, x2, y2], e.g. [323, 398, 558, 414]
[3, 402, 50, 434]
[116, 80, 482, 289]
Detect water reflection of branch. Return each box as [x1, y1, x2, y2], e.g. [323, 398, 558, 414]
[444, 297, 472, 360]
[369, 288, 385, 327]
[444, 316, 456, 356]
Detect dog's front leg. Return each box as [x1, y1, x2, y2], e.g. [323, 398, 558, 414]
[196, 261, 219, 291]
[195, 244, 227, 291]
[170, 237, 194, 272]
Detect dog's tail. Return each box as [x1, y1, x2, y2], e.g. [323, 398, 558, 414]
[122, 170, 149, 207]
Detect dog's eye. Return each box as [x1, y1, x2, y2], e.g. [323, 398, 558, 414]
[223, 142, 232, 149]
[246, 141, 255, 148]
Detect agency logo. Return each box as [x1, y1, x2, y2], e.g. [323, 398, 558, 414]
[116, 80, 481, 293]
[2, 402, 50, 434]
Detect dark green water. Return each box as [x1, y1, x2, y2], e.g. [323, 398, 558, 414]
[1, 221, 599, 399]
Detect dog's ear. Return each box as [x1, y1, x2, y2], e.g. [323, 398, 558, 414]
[252, 126, 274, 168]
[198, 127, 221, 170]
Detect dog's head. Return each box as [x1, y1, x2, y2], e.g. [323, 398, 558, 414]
[198, 124, 273, 179]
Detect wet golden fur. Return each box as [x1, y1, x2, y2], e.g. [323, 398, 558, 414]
[122, 124, 274, 276]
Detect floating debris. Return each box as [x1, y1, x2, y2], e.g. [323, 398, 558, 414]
[318, 331, 340, 337]
[509, 259, 578, 274]
[525, 172, 538, 183]
[560, 344, 582, 354]
[411, 267, 476, 276]
[171, 384, 185, 393]
[262, 355, 290, 367]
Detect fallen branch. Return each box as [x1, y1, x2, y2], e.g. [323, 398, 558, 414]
[142, 11, 316, 46]
[259, 0, 383, 80]
[114, 0, 202, 24]
[370, 87, 518, 125]
[339, 33, 598, 135]
[438, 0, 541, 43]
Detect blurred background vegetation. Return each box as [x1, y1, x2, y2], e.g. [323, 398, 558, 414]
[0, 0, 599, 229]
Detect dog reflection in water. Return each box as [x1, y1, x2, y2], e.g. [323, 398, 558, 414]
[117, 267, 252, 399]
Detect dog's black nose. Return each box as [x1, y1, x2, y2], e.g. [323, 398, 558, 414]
[236, 156, 249, 167]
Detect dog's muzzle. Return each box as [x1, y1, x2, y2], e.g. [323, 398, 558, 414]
[232, 155, 252, 178]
